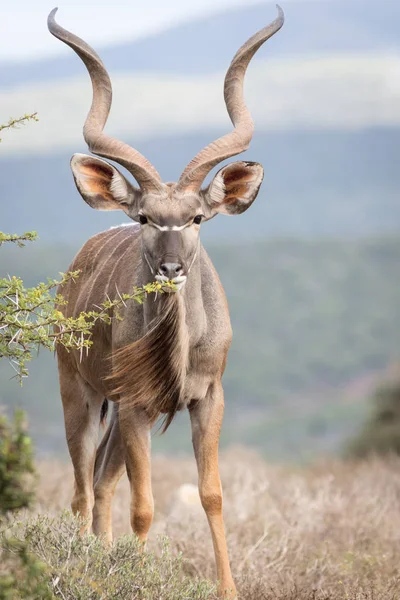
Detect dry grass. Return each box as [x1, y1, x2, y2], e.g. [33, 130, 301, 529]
[34, 448, 400, 599]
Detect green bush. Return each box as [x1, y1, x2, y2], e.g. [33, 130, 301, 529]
[345, 372, 400, 459]
[0, 413, 215, 599]
[1, 513, 216, 600]
[0, 536, 53, 600]
[0, 411, 35, 515]
[0, 411, 52, 600]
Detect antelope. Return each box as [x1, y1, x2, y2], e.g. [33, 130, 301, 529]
[48, 5, 284, 598]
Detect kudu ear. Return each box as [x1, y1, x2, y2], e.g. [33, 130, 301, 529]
[202, 161, 264, 218]
[70, 154, 141, 212]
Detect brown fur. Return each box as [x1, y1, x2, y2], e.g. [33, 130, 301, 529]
[223, 168, 253, 185]
[100, 399, 109, 429]
[106, 293, 188, 432]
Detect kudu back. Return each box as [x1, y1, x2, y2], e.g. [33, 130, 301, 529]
[48, 6, 284, 598]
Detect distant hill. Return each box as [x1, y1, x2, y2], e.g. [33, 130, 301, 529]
[1, 128, 399, 243]
[2, 54, 399, 157]
[1, 0, 399, 245]
[1, 234, 399, 460]
[1, 0, 399, 89]
[1, 0, 400, 155]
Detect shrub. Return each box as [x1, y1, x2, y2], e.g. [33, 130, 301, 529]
[1, 513, 216, 600]
[345, 370, 400, 459]
[0, 411, 51, 600]
[0, 410, 35, 515]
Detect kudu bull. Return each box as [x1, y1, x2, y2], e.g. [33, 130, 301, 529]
[48, 5, 284, 598]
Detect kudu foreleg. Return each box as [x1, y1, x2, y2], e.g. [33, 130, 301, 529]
[119, 406, 154, 543]
[59, 365, 104, 533]
[190, 383, 236, 599]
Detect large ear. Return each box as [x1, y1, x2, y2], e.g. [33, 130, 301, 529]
[70, 153, 141, 212]
[202, 161, 264, 218]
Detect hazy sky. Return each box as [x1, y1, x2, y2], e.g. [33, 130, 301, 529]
[2, 0, 331, 62]
[2, 0, 257, 62]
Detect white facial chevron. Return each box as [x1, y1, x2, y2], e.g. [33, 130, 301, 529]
[150, 222, 191, 232]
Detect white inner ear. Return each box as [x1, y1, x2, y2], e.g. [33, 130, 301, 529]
[110, 171, 130, 203]
[209, 170, 226, 205]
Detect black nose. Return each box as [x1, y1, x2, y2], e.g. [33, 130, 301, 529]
[159, 262, 183, 279]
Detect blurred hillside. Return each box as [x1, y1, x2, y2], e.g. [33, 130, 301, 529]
[345, 365, 400, 459]
[1, 0, 399, 243]
[1, 235, 399, 460]
[1, 128, 400, 243]
[1, 0, 399, 463]
[2, 0, 400, 153]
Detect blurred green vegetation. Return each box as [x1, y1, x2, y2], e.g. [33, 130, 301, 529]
[0, 411, 52, 600]
[1, 235, 399, 460]
[0, 410, 35, 516]
[345, 370, 400, 459]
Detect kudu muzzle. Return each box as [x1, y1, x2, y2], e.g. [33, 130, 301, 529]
[153, 230, 188, 292]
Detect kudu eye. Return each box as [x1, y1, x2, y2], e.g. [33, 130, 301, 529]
[193, 215, 203, 225]
[139, 214, 148, 225]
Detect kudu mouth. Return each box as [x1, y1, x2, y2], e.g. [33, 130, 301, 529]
[155, 274, 187, 293]
[155, 258, 187, 293]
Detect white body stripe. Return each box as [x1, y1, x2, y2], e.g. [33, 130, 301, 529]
[109, 223, 137, 229]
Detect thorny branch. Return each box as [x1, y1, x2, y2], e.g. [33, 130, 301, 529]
[0, 113, 38, 142]
[0, 233, 174, 381]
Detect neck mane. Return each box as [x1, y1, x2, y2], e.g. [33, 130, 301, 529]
[107, 243, 205, 431]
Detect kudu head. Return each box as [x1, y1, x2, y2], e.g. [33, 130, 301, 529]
[48, 6, 284, 290]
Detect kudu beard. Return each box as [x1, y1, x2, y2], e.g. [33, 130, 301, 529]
[107, 293, 188, 431]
